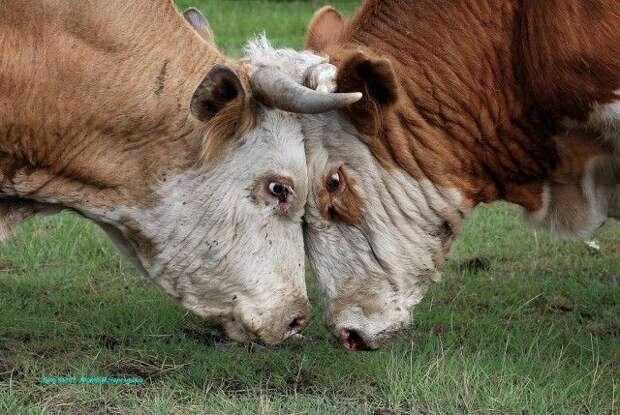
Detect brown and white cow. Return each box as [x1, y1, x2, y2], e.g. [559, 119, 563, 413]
[0, 0, 361, 345]
[254, 0, 620, 350]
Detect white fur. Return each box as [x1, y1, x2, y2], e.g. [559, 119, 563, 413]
[84, 109, 310, 344]
[587, 91, 620, 146]
[245, 35, 339, 94]
[246, 38, 467, 348]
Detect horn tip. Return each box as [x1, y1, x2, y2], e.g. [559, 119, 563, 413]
[350, 92, 363, 102]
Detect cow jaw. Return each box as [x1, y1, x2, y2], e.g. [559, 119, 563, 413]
[303, 114, 464, 351]
[84, 110, 312, 345]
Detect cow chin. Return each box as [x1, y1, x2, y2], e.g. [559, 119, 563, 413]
[325, 284, 428, 351]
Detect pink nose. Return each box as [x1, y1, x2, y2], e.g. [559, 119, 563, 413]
[338, 329, 373, 351]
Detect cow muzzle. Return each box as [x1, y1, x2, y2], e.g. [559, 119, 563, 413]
[225, 297, 312, 346]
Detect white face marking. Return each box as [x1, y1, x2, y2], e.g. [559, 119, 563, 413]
[78, 109, 311, 346]
[151, 110, 310, 345]
[302, 113, 463, 349]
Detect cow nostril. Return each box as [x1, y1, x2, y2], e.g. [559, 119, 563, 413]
[288, 316, 308, 332]
[339, 329, 371, 352]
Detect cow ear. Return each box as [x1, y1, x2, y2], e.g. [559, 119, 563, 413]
[306, 6, 346, 52]
[336, 51, 400, 135]
[191, 65, 245, 122]
[184, 7, 215, 44]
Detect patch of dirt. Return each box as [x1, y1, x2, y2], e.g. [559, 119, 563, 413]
[430, 325, 446, 336]
[0, 335, 32, 356]
[103, 360, 162, 381]
[284, 367, 320, 395]
[0, 360, 20, 382]
[215, 366, 324, 397]
[0, 366, 17, 379]
[98, 334, 121, 350]
[182, 325, 229, 346]
[0, 259, 15, 271]
[578, 310, 595, 321]
[456, 257, 492, 273]
[102, 358, 189, 383]
[583, 322, 620, 337]
[219, 378, 249, 395]
[547, 295, 573, 312]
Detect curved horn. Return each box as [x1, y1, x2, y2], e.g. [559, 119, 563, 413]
[250, 67, 362, 114]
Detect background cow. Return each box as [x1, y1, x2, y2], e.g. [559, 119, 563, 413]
[253, 0, 619, 350]
[0, 0, 359, 345]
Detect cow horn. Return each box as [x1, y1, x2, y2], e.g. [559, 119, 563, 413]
[250, 67, 362, 114]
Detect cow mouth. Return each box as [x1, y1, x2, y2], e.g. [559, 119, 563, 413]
[283, 315, 310, 340]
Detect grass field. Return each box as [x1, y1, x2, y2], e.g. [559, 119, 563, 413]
[1, 1, 619, 414]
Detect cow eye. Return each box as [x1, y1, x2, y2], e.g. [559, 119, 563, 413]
[268, 182, 287, 197]
[326, 170, 342, 193]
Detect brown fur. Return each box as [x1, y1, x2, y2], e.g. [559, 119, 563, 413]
[318, 167, 365, 224]
[199, 63, 258, 163]
[307, 6, 346, 53]
[0, 0, 250, 217]
[519, 0, 620, 120]
[307, 0, 619, 214]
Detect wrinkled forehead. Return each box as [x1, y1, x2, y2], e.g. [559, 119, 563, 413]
[302, 113, 377, 176]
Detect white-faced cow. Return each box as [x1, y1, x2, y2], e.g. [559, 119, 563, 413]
[0, 1, 360, 345]
[251, 0, 620, 350]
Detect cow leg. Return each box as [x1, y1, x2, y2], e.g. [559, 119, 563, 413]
[591, 154, 620, 220]
[528, 154, 620, 238]
[608, 186, 620, 219]
[0, 199, 58, 243]
[588, 94, 620, 150]
[0, 202, 32, 242]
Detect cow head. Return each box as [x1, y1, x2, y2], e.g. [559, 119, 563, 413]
[301, 52, 462, 351]
[143, 60, 313, 345]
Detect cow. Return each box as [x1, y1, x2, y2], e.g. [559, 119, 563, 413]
[248, 0, 620, 350]
[0, 0, 360, 345]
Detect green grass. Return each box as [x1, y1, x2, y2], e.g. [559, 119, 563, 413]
[174, 0, 360, 56]
[1, 1, 619, 414]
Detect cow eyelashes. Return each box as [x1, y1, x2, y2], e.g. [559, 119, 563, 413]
[326, 169, 342, 193]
